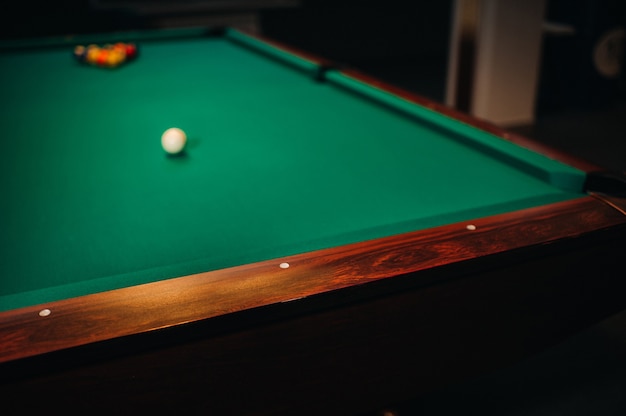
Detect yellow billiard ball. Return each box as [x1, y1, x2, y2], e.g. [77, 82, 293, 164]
[86, 45, 100, 64]
[106, 49, 125, 67]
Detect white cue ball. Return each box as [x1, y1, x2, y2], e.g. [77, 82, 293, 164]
[161, 127, 187, 155]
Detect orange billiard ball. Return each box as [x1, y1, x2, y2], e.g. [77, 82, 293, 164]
[96, 49, 110, 66]
[112, 43, 128, 58]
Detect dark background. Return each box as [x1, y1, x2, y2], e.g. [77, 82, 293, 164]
[2, 1, 625, 415]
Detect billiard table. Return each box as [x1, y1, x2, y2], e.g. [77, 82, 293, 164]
[1, 27, 625, 415]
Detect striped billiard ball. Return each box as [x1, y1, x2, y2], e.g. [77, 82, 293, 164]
[73, 45, 87, 63]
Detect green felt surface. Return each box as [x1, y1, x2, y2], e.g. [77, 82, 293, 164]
[0, 29, 586, 312]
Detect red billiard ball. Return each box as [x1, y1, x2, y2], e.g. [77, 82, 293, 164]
[125, 43, 138, 60]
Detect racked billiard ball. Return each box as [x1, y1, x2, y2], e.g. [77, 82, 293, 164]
[73, 45, 87, 63]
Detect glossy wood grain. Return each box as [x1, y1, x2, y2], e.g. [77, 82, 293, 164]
[2, 195, 625, 364]
[2, 198, 626, 415]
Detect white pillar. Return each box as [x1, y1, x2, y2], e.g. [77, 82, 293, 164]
[446, 0, 547, 127]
